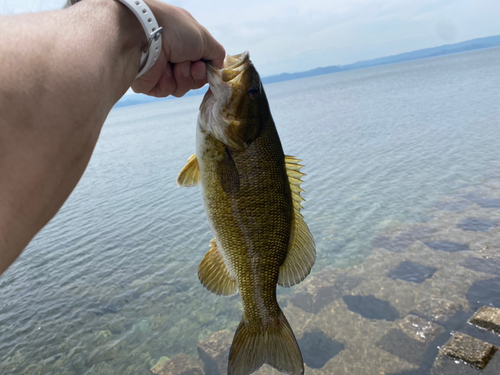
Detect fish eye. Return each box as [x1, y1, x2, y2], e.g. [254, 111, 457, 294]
[248, 86, 259, 99]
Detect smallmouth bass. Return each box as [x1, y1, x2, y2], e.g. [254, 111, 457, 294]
[177, 52, 315, 375]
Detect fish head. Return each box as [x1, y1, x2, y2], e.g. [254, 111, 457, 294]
[199, 51, 269, 151]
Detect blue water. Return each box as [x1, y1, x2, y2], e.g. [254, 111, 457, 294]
[1, 47, 499, 374]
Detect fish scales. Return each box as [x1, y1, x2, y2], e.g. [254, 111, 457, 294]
[177, 51, 315, 375]
[202, 116, 292, 327]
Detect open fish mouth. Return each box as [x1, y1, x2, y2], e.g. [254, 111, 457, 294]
[207, 51, 250, 84]
[200, 51, 252, 150]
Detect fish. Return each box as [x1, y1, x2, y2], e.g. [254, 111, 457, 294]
[177, 52, 315, 375]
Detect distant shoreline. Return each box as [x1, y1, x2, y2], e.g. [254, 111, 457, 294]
[114, 35, 500, 109]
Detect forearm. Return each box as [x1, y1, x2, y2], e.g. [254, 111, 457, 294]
[0, 0, 145, 274]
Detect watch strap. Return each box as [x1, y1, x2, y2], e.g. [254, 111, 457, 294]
[63, 0, 162, 78]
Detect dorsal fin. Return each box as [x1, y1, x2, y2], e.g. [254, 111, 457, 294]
[198, 239, 238, 296]
[278, 156, 316, 288]
[177, 154, 200, 187]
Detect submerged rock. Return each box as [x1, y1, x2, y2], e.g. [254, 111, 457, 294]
[462, 256, 500, 276]
[435, 198, 473, 212]
[86, 339, 125, 367]
[412, 298, 465, 323]
[469, 306, 500, 335]
[376, 315, 445, 366]
[108, 316, 126, 334]
[343, 295, 400, 321]
[333, 274, 363, 294]
[289, 266, 342, 314]
[440, 332, 498, 369]
[151, 357, 171, 373]
[21, 364, 40, 375]
[398, 314, 445, 343]
[431, 352, 500, 375]
[457, 218, 498, 232]
[466, 277, 500, 310]
[387, 261, 437, 284]
[371, 225, 436, 252]
[423, 240, 470, 253]
[197, 330, 232, 375]
[150, 354, 203, 375]
[377, 329, 431, 366]
[469, 198, 500, 209]
[297, 330, 344, 369]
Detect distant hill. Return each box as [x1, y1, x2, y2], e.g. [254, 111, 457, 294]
[262, 35, 500, 82]
[113, 87, 207, 108]
[340, 35, 500, 71]
[261, 65, 343, 84]
[115, 35, 500, 108]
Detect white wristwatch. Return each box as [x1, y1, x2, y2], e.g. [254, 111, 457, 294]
[64, 0, 163, 78]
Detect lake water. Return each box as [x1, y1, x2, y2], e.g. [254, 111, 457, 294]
[1, 47, 500, 374]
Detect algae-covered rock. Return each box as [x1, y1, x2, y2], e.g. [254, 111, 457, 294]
[108, 317, 126, 334]
[93, 330, 114, 346]
[440, 332, 498, 369]
[197, 330, 232, 375]
[432, 344, 500, 374]
[469, 306, 500, 335]
[150, 354, 203, 375]
[86, 339, 126, 367]
[135, 318, 153, 335]
[151, 357, 171, 373]
[21, 364, 41, 375]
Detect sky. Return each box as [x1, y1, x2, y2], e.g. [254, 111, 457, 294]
[1, 0, 499, 78]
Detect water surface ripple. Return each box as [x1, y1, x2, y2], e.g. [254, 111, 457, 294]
[1, 47, 500, 374]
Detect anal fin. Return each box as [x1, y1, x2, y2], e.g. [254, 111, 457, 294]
[198, 239, 238, 296]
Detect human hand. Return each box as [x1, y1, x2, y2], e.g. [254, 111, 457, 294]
[131, 0, 225, 97]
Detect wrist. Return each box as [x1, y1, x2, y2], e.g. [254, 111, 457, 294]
[68, 0, 149, 74]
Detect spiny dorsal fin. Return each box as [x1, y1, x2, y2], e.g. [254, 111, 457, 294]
[198, 239, 238, 296]
[177, 154, 200, 187]
[278, 156, 316, 288]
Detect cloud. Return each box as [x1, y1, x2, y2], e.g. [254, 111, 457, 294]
[1, 0, 499, 76]
[0, 0, 63, 14]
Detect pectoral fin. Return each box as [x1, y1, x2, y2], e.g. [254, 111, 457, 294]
[220, 148, 240, 194]
[278, 156, 316, 288]
[177, 154, 200, 187]
[198, 239, 238, 296]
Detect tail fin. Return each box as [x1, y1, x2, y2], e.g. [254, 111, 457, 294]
[228, 311, 304, 375]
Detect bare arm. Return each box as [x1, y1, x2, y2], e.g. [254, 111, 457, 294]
[0, 0, 225, 274]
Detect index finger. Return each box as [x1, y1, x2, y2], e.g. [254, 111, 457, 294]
[202, 31, 225, 69]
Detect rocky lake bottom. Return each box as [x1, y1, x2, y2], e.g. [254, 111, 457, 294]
[3, 48, 500, 375]
[6, 171, 500, 375]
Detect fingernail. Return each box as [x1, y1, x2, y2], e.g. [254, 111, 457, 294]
[181, 64, 190, 77]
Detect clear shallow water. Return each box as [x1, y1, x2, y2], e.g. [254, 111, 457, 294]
[1, 47, 500, 374]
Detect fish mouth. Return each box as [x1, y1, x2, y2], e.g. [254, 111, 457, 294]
[207, 51, 250, 85]
[200, 52, 251, 150]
